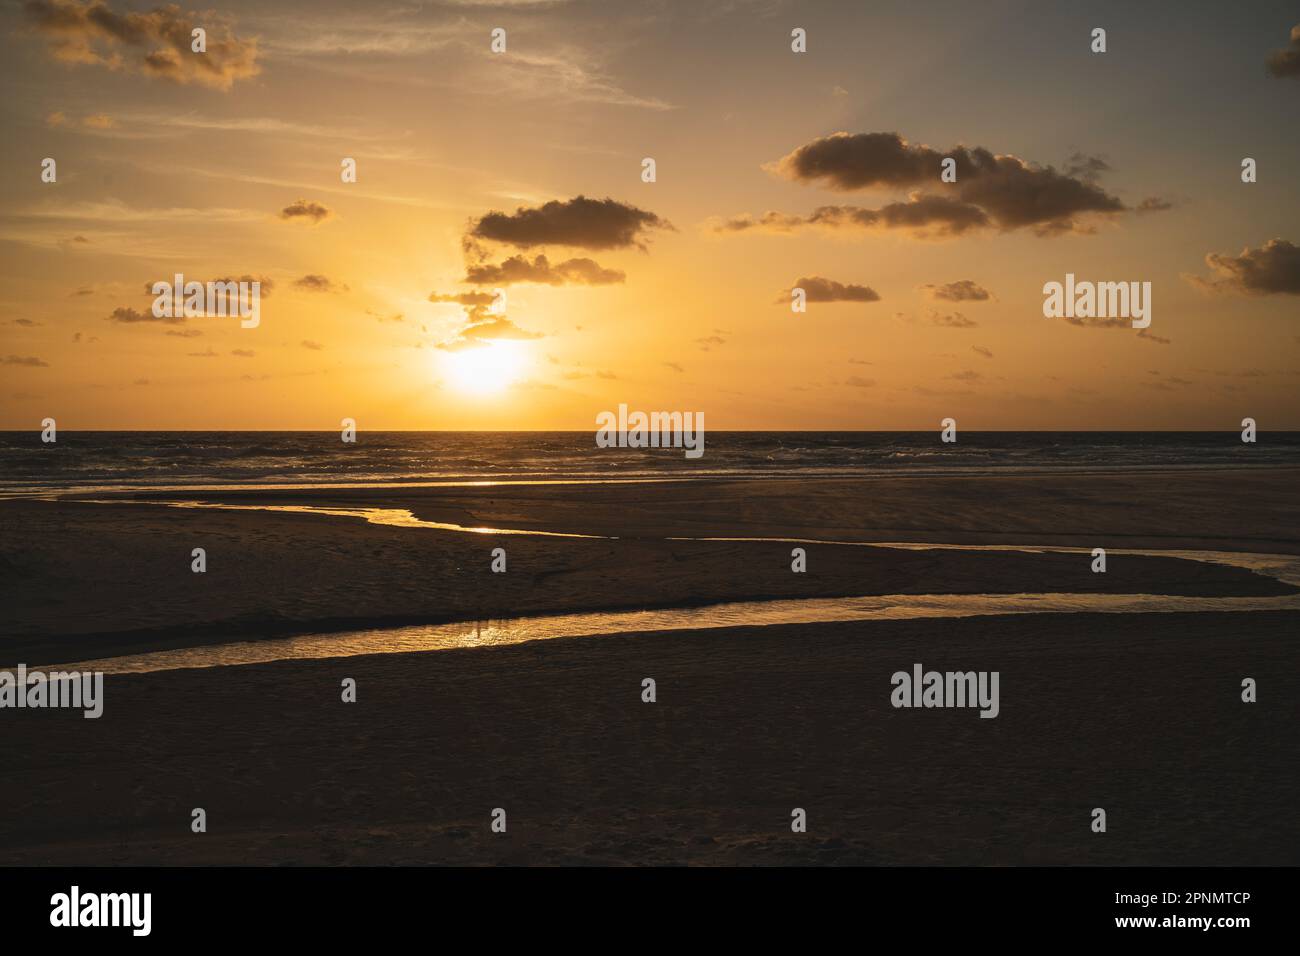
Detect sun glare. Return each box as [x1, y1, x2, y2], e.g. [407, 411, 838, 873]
[442, 340, 530, 395]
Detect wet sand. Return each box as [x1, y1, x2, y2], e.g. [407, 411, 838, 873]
[1, 611, 1295, 866]
[2, 467, 1297, 663]
[1, 469, 1296, 865]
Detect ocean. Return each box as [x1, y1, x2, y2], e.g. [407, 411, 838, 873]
[1, 430, 1296, 496]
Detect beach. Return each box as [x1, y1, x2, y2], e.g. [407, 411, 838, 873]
[2, 610, 1296, 866]
[1, 467, 1298, 865]
[4, 467, 1298, 662]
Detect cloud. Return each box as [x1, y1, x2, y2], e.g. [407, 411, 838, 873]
[2, 355, 50, 367]
[141, 275, 273, 299]
[22, 0, 261, 90]
[107, 305, 182, 324]
[1136, 197, 1174, 214]
[1062, 153, 1111, 183]
[972, 345, 994, 359]
[300, 339, 324, 350]
[437, 315, 542, 351]
[715, 195, 989, 239]
[1137, 328, 1171, 345]
[164, 328, 202, 337]
[83, 113, 113, 128]
[293, 274, 348, 293]
[464, 254, 624, 286]
[1063, 314, 1129, 328]
[844, 375, 875, 388]
[429, 291, 496, 307]
[900, 309, 977, 328]
[279, 199, 333, 225]
[948, 369, 982, 383]
[929, 311, 976, 328]
[784, 276, 881, 303]
[1187, 238, 1300, 296]
[45, 111, 67, 127]
[922, 280, 991, 302]
[213, 274, 273, 297]
[469, 196, 670, 250]
[759, 131, 1125, 236]
[1266, 24, 1300, 78]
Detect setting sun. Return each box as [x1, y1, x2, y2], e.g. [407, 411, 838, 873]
[441, 340, 531, 395]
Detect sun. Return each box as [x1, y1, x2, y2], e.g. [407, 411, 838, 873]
[441, 339, 530, 395]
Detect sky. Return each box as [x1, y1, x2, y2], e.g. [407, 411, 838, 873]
[1, 0, 1297, 430]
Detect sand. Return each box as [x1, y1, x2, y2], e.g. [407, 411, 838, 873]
[1, 468, 1296, 865]
[1, 610, 1296, 866]
[3, 468, 1297, 663]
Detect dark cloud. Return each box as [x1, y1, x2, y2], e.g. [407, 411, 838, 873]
[1063, 314, 1130, 328]
[716, 195, 988, 239]
[972, 345, 994, 359]
[22, 0, 260, 90]
[2, 355, 49, 367]
[1137, 328, 1171, 345]
[293, 274, 347, 293]
[928, 311, 976, 328]
[844, 375, 875, 388]
[768, 132, 943, 189]
[900, 309, 978, 328]
[1136, 197, 1174, 214]
[107, 305, 182, 324]
[279, 199, 333, 225]
[922, 280, 991, 302]
[1188, 238, 1300, 296]
[785, 276, 881, 303]
[145, 275, 273, 301]
[1266, 24, 1300, 78]
[762, 131, 1125, 235]
[1063, 153, 1111, 183]
[470, 196, 670, 250]
[164, 328, 202, 338]
[464, 254, 624, 286]
[300, 339, 324, 350]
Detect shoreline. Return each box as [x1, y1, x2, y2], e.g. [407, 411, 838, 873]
[4, 461, 1297, 501]
[3, 467, 1298, 663]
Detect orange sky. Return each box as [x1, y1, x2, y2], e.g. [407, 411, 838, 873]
[2, 0, 1298, 429]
